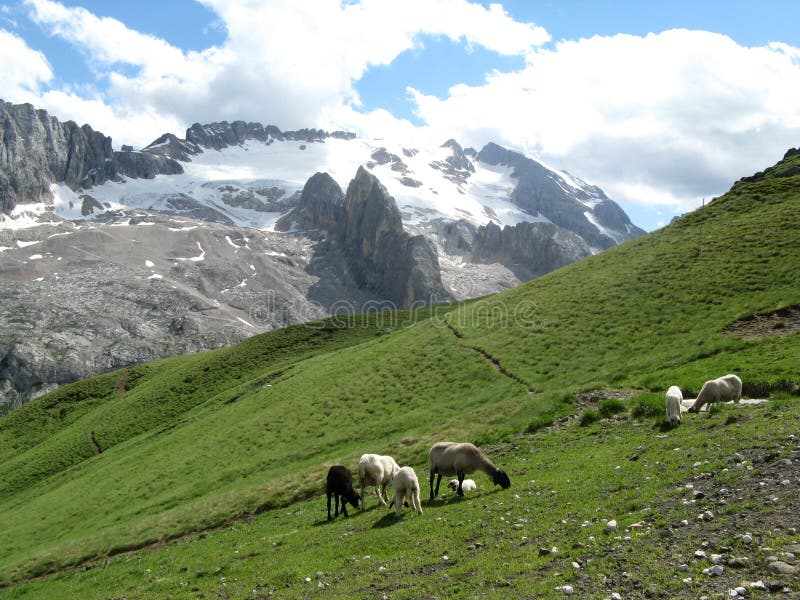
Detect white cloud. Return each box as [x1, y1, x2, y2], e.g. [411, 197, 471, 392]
[0, 28, 52, 98]
[408, 29, 800, 221]
[16, 0, 547, 147]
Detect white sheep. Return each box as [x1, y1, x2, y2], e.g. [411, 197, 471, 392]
[448, 478, 476, 493]
[428, 442, 510, 499]
[665, 385, 683, 426]
[688, 374, 743, 413]
[390, 466, 423, 518]
[357, 453, 401, 509]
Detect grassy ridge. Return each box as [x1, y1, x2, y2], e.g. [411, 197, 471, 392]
[451, 156, 800, 399]
[0, 149, 799, 594]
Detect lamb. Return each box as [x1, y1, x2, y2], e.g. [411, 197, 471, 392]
[389, 466, 423, 518]
[357, 453, 401, 509]
[688, 374, 743, 413]
[326, 465, 359, 521]
[428, 441, 511, 499]
[665, 385, 683, 426]
[448, 478, 476, 493]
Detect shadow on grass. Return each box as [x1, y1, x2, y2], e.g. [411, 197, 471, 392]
[371, 513, 399, 528]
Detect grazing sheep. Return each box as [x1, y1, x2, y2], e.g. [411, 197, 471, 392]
[688, 374, 743, 413]
[448, 478, 477, 493]
[390, 466, 423, 518]
[326, 465, 360, 520]
[357, 453, 401, 509]
[665, 385, 683, 426]
[428, 442, 511, 499]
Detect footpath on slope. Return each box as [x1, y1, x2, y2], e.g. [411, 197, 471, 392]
[442, 315, 535, 394]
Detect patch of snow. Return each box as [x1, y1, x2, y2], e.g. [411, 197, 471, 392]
[29, 254, 43, 260]
[0, 246, 13, 252]
[584, 211, 624, 244]
[174, 242, 206, 262]
[147, 273, 163, 280]
[33, 277, 45, 282]
[145, 260, 155, 267]
[50, 183, 86, 221]
[0, 202, 60, 230]
[16, 240, 40, 248]
[225, 235, 244, 249]
[236, 316, 255, 328]
[168, 225, 198, 231]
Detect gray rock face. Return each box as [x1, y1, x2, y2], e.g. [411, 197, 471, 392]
[430, 139, 475, 184]
[340, 167, 451, 307]
[278, 169, 451, 308]
[180, 120, 355, 152]
[472, 220, 593, 280]
[477, 142, 644, 249]
[0, 100, 183, 213]
[140, 133, 201, 161]
[275, 172, 345, 233]
[0, 214, 382, 411]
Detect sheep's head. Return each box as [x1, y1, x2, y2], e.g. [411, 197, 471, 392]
[447, 479, 460, 491]
[346, 490, 360, 509]
[492, 469, 511, 489]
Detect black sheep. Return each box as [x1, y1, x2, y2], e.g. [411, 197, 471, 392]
[326, 465, 360, 520]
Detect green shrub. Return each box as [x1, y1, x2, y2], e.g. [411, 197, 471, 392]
[598, 398, 626, 418]
[526, 415, 555, 433]
[630, 394, 663, 420]
[579, 410, 600, 427]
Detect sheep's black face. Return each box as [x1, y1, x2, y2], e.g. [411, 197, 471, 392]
[347, 492, 360, 509]
[492, 469, 511, 489]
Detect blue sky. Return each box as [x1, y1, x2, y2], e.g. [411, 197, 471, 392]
[2, 0, 800, 230]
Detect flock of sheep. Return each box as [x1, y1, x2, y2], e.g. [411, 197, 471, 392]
[326, 373, 743, 520]
[326, 442, 511, 520]
[665, 373, 743, 426]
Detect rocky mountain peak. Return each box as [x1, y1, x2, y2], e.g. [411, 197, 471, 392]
[274, 171, 344, 233]
[0, 99, 183, 215]
[477, 141, 644, 249]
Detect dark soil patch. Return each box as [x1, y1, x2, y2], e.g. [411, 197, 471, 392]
[723, 304, 800, 339]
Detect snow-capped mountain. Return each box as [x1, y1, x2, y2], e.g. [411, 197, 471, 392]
[0, 101, 644, 410]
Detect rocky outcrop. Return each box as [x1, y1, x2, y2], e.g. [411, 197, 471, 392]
[142, 133, 201, 161]
[341, 167, 451, 307]
[167, 120, 355, 154]
[0, 100, 183, 213]
[430, 139, 475, 185]
[278, 169, 451, 307]
[472, 220, 592, 280]
[477, 142, 644, 249]
[275, 172, 345, 233]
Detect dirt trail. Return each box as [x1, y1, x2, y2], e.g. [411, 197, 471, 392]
[443, 317, 535, 394]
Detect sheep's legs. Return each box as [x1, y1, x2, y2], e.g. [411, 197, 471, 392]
[341, 495, 349, 518]
[375, 485, 387, 506]
[327, 492, 333, 521]
[457, 472, 466, 496]
[393, 492, 402, 518]
[413, 489, 423, 515]
[430, 472, 443, 499]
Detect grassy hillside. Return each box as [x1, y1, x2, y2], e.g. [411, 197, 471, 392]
[1, 148, 799, 597]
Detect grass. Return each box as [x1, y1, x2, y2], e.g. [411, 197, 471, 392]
[1, 147, 799, 596]
[4, 399, 799, 599]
